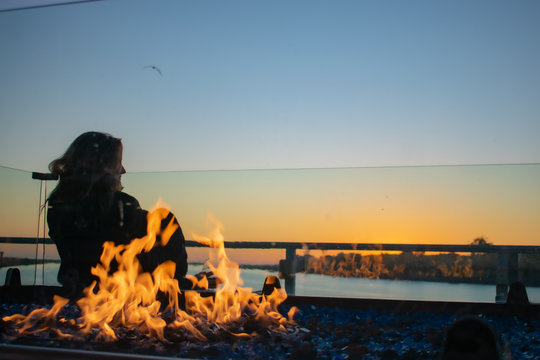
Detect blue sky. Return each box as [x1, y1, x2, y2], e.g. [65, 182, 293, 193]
[1, 0, 539, 172]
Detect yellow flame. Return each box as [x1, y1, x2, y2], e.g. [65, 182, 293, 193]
[189, 213, 291, 329]
[3, 295, 69, 335]
[3, 207, 293, 341]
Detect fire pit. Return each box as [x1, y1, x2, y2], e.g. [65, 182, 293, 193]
[1, 209, 296, 359]
[2, 290, 540, 359]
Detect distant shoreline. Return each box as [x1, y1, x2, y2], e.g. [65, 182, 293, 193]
[5, 253, 539, 288]
[0, 257, 61, 268]
[0, 258, 278, 271]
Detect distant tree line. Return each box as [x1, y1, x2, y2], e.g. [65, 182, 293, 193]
[294, 251, 540, 286]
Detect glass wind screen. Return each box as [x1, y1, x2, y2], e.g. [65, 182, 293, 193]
[1, 164, 539, 302]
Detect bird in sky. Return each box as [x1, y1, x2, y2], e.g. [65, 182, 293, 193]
[143, 65, 162, 77]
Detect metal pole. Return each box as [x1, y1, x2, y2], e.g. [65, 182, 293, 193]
[31, 172, 59, 285]
[33, 180, 43, 285]
[496, 250, 509, 303]
[284, 247, 296, 295]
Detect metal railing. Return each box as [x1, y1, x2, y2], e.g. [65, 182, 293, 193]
[1, 236, 539, 302]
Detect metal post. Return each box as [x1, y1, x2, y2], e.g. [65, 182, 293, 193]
[496, 250, 509, 303]
[508, 252, 519, 283]
[285, 247, 296, 295]
[31, 172, 58, 285]
[278, 246, 297, 295]
[496, 249, 521, 303]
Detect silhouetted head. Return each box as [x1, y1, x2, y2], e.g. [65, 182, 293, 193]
[442, 316, 500, 360]
[506, 281, 530, 305]
[50, 131, 124, 179]
[262, 275, 281, 296]
[49, 131, 125, 202]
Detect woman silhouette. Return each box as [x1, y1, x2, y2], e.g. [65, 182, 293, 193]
[47, 131, 188, 292]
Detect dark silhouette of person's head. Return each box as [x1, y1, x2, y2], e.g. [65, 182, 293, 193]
[506, 281, 530, 305]
[442, 316, 500, 360]
[49, 131, 125, 204]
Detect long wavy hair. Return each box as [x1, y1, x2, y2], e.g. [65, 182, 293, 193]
[48, 132, 124, 211]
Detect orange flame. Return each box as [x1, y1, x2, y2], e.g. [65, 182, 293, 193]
[3, 295, 70, 336]
[188, 213, 291, 332]
[3, 207, 294, 341]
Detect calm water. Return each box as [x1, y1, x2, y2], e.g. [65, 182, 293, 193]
[2, 263, 540, 304]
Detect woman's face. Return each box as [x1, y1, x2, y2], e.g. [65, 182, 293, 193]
[116, 144, 126, 176]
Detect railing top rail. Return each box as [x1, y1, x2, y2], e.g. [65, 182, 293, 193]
[1, 237, 540, 253]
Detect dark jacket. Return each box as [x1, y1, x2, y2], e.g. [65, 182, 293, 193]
[47, 191, 188, 286]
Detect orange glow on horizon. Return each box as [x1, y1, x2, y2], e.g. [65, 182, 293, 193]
[1, 164, 540, 265]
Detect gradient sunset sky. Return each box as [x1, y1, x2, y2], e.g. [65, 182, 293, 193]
[1, 1, 539, 250]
